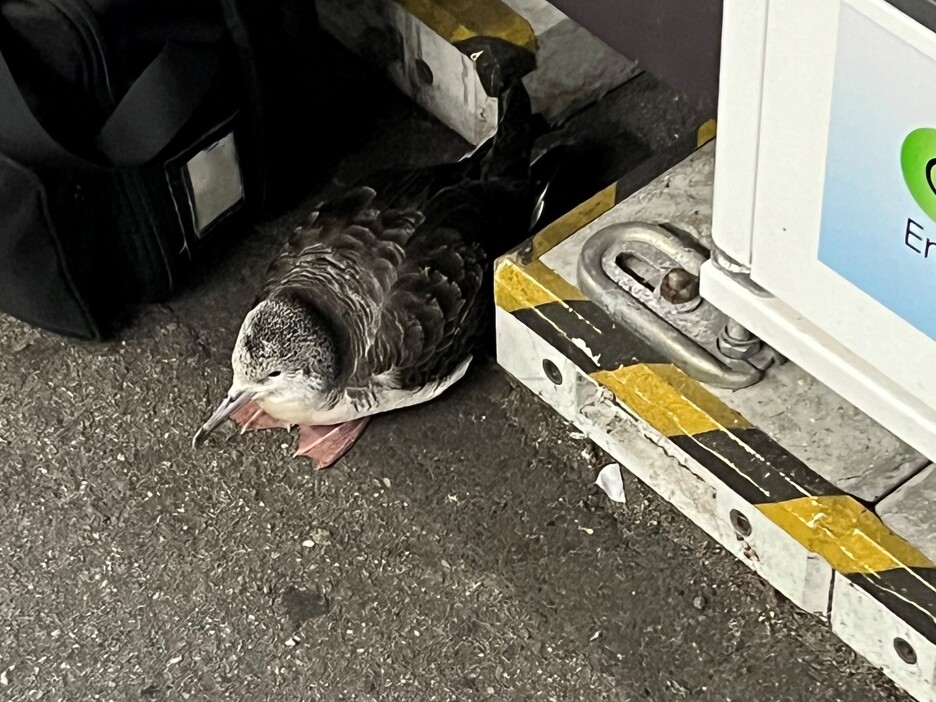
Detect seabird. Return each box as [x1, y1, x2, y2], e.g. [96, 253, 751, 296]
[193, 83, 546, 468]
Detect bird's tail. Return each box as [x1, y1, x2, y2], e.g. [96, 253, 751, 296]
[478, 81, 535, 187]
[466, 42, 572, 235]
[443, 34, 536, 188]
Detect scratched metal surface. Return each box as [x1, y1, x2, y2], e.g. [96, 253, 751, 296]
[539, 143, 928, 502]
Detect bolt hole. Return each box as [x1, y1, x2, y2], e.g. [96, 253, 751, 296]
[415, 59, 433, 85]
[894, 637, 917, 665]
[729, 509, 752, 537]
[543, 359, 562, 385]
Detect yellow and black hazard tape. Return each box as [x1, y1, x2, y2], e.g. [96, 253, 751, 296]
[396, 0, 536, 52]
[513, 123, 714, 267]
[495, 136, 936, 645]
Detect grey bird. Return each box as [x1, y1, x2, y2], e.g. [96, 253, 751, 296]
[192, 83, 547, 467]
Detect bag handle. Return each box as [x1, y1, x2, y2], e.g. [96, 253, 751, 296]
[0, 44, 89, 168]
[0, 34, 223, 169]
[96, 38, 223, 167]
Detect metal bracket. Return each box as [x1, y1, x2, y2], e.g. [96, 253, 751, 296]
[576, 222, 781, 389]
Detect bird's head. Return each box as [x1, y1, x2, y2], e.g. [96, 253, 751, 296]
[192, 297, 339, 446]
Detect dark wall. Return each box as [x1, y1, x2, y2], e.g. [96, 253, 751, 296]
[546, 0, 723, 118]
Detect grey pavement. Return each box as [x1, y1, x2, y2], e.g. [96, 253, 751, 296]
[0, 55, 911, 702]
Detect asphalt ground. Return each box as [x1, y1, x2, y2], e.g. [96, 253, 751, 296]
[0, 39, 910, 702]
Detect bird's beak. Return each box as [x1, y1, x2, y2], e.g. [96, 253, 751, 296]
[192, 387, 255, 448]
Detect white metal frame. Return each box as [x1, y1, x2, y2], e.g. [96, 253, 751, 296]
[704, 0, 936, 460]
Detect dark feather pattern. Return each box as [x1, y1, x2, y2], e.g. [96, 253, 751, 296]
[258, 84, 534, 397]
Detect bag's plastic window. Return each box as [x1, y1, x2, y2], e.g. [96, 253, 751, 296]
[184, 131, 244, 236]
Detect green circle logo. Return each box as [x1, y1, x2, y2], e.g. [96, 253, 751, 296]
[901, 127, 936, 223]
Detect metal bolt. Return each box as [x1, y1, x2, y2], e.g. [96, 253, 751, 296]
[894, 638, 917, 665]
[729, 509, 752, 537]
[660, 268, 700, 304]
[717, 320, 762, 360]
[724, 319, 754, 343]
[542, 359, 563, 386]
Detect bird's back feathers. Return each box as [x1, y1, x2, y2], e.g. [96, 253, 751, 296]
[258, 83, 535, 397]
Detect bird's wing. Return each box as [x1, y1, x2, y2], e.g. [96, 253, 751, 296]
[261, 187, 425, 382]
[263, 181, 492, 395]
[348, 191, 489, 392]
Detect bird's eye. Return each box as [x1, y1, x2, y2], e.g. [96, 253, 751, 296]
[268, 370, 282, 378]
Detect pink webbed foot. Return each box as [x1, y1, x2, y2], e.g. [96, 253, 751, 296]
[295, 418, 371, 469]
[227, 401, 368, 469]
[230, 401, 293, 433]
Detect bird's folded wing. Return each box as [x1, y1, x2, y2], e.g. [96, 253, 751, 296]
[353, 226, 485, 391]
[261, 187, 423, 378]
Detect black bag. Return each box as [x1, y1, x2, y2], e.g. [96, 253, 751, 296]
[0, 0, 320, 339]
